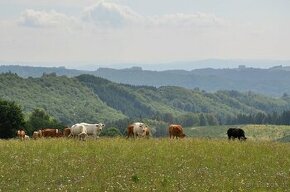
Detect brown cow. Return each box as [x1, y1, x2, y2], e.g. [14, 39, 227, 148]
[17, 129, 26, 141]
[42, 128, 63, 138]
[63, 128, 71, 137]
[168, 124, 186, 139]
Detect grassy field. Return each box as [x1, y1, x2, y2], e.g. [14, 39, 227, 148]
[0, 137, 290, 191]
[185, 124, 290, 141]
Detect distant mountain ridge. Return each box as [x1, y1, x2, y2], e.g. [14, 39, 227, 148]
[1, 64, 290, 96]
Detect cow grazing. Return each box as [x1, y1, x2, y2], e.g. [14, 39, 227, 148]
[42, 128, 63, 138]
[32, 131, 42, 140]
[127, 122, 149, 138]
[63, 128, 71, 137]
[227, 128, 247, 141]
[168, 124, 186, 139]
[17, 129, 26, 141]
[69, 123, 104, 140]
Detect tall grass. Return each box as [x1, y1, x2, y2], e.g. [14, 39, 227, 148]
[0, 138, 289, 191]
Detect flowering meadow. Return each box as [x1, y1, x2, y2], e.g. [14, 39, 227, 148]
[0, 137, 289, 191]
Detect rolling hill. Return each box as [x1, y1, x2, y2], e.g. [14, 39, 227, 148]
[1, 72, 290, 126]
[2, 64, 290, 96]
[0, 73, 125, 125]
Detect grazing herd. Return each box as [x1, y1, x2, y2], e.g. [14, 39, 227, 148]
[16, 122, 248, 141]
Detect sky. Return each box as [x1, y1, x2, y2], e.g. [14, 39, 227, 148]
[0, 0, 290, 69]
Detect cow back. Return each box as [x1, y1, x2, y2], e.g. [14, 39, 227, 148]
[71, 124, 86, 135]
[42, 128, 63, 137]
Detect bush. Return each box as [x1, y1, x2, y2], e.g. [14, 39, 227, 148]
[100, 127, 122, 137]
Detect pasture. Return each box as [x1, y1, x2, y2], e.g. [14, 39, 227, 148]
[185, 124, 290, 141]
[0, 137, 290, 191]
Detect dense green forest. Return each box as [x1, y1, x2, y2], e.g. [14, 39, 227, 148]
[76, 74, 290, 124]
[0, 73, 125, 125]
[1, 72, 290, 130]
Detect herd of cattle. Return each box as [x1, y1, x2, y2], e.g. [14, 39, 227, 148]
[16, 122, 247, 141]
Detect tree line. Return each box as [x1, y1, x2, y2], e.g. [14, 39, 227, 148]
[3, 97, 290, 139]
[228, 111, 290, 125]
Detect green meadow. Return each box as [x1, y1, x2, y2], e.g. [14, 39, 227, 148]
[185, 124, 290, 142]
[0, 136, 289, 191]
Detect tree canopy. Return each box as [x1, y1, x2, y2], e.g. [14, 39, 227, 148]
[0, 98, 24, 139]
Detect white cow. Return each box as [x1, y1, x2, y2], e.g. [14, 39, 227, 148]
[82, 123, 105, 139]
[69, 123, 88, 141]
[24, 135, 30, 140]
[70, 123, 105, 140]
[127, 122, 149, 138]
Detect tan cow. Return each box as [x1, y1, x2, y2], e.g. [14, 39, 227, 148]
[16, 129, 26, 141]
[127, 122, 149, 138]
[168, 124, 186, 139]
[24, 135, 30, 140]
[32, 131, 42, 140]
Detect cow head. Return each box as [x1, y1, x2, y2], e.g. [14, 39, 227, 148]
[241, 136, 247, 141]
[96, 123, 105, 131]
[180, 133, 186, 138]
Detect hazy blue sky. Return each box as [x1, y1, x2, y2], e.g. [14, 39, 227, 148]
[0, 0, 289, 68]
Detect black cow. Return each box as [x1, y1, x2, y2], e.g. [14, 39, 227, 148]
[227, 128, 247, 141]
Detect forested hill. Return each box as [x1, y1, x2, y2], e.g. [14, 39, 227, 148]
[0, 73, 126, 125]
[1, 65, 290, 96]
[1, 73, 290, 126]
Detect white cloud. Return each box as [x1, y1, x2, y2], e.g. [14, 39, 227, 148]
[80, 2, 226, 29]
[16, 2, 226, 30]
[19, 9, 78, 28]
[82, 1, 142, 27]
[150, 12, 227, 28]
